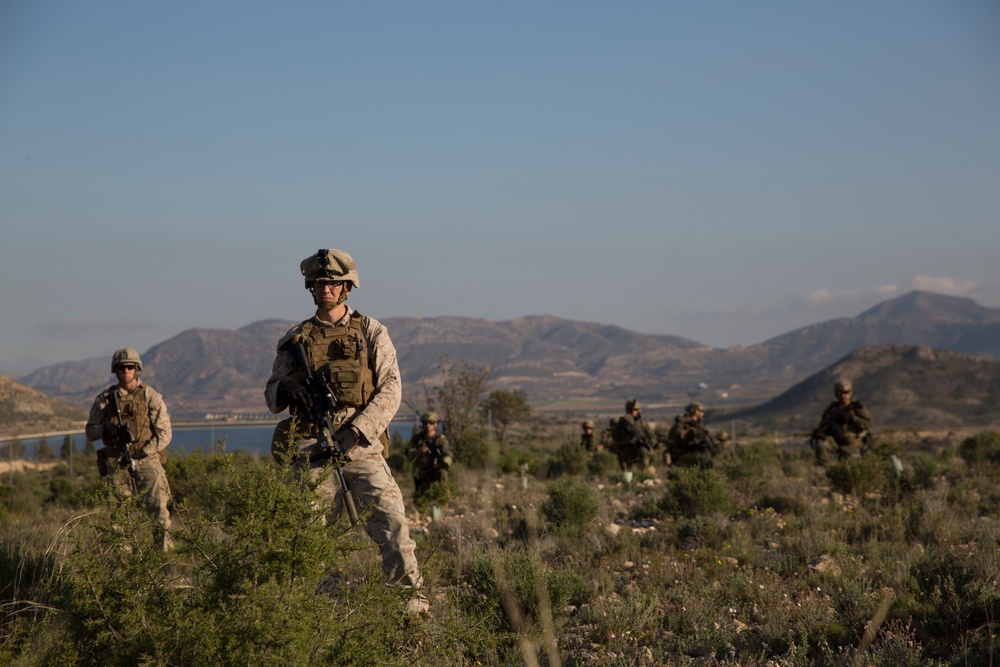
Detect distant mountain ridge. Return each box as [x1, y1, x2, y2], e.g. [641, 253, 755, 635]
[18, 291, 1000, 421]
[0, 375, 87, 437]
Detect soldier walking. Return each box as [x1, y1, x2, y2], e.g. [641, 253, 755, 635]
[407, 411, 453, 504]
[611, 398, 656, 472]
[85, 348, 174, 551]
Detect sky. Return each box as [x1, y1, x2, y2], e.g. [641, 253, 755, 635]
[1, 1, 999, 376]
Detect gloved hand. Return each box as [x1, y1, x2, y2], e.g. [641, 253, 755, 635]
[278, 378, 313, 413]
[102, 423, 122, 444]
[334, 426, 362, 455]
[132, 449, 148, 461]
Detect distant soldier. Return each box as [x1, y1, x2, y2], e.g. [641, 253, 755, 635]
[85, 348, 174, 551]
[599, 418, 616, 451]
[667, 401, 726, 466]
[810, 380, 872, 465]
[580, 419, 598, 452]
[611, 398, 656, 471]
[407, 411, 453, 502]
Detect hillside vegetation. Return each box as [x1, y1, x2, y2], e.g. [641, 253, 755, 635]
[1, 416, 998, 666]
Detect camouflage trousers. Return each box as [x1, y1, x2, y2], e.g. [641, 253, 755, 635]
[99, 452, 173, 551]
[614, 444, 653, 471]
[811, 436, 863, 466]
[413, 467, 449, 502]
[289, 436, 423, 588]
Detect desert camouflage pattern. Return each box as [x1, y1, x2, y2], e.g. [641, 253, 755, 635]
[265, 306, 421, 587]
[282, 432, 422, 587]
[265, 307, 400, 452]
[86, 380, 173, 550]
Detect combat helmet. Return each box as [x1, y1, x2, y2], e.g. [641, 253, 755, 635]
[834, 380, 852, 395]
[111, 348, 143, 372]
[421, 411, 440, 424]
[625, 398, 641, 412]
[582, 419, 595, 429]
[300, 248, 360, 289]
[686, 401, 704, 415]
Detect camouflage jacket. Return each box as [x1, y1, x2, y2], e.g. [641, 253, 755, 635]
[612, 414, 654, 451]
[85, 381, 172, 457]
[264, 306, 401, 456]
[667, 414, 716, 455]
[407, 432, 452, 474]
[812, 400, 872, 445]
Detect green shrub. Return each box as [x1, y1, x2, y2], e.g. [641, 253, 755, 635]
[906, 541, 1000, 655]
[659, 467, 733, 519]
[45, 477, 77, 507]
[465, 547, 580, 632]
[541, 478, 599, 536]
[455, 427, 497, 470]
[958, 431, 1000, 466]
[825, 455, 895, 497]
[548, 441, 588, 477]
[48, 454, 434, 666]
[586, 449, 621, 479]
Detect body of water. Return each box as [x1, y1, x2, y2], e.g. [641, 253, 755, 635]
[3, 422, 418, 460]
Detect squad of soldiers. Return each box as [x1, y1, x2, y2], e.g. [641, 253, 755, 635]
[70, 245, 880, 622]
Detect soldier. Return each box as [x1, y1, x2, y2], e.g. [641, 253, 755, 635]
[85, 348, 174, 551]
[667, 401, 725, 466]
[810, 380, 872, 465]
[407, 411, 453, 503]
[580, 419, 598, 452]
[265, 248, 427, 614]
[598, 418, 617, 451]
[611, 398, 656, 471]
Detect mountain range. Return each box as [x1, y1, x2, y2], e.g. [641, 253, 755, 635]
[14, 291, 1000, 426]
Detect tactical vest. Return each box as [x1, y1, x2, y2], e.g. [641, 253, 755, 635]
[299, 312, 373, 408]
[104, 383, 152, 456]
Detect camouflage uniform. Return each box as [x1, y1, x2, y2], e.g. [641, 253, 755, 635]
[407, 414, 453, 502]
[580, 419, 598, 452]
[811, 380, 872, 465]
[598, 418, 616, 451]
[85, 348, 173, 551]
[666, 402, 721, 466]
[266, 249, 422, 591]
[611, 399, 655, 471]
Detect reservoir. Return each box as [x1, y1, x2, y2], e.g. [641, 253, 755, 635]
[3, 421, 419, 460]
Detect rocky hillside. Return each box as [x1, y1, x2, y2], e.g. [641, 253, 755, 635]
[17, 291, 1000, 420]
[0, 375, 87, 438]
[719, 344, 1000, 432]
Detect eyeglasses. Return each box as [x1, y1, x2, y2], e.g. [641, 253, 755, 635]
[422, 421, 438, 425]
[116, 364, 137, 371]
[313, 282, 344, 292]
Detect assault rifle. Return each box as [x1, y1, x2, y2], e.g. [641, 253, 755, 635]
[107, 390, 139, 491]
[288, 334, 360, 524]
[424, 437, 451, 471]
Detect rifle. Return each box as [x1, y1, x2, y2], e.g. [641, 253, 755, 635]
[425, 437, 450, 471]
[107, 390, 139, 492]
[287, 334, 360, 524]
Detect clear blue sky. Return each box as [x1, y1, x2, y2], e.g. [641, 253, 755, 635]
[1, 1, 998, 375]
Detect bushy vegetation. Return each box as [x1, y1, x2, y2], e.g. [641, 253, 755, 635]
[1, 427, 998, 665]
